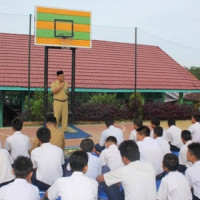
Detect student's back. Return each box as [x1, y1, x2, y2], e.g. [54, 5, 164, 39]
[4, 118, 31, 160]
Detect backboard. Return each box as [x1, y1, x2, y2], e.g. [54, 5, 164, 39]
[35, 6, 91, 48]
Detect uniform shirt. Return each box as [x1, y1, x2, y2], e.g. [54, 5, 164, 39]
[157, 171, 192, 200]
[51, 80, 68, 101]
[99, 125, 124, 146]
[166, 125, 183, 148]
[100, 144, 124, 170]
[67, 152, 101, 179]
[155, 137, 171, 156]
[31, 143, 64, 185]
[188, 122, 200, 142]
[0, 178, 40, 200]
[31, 126, 65, 151]
[0, 149, 15, 184]
[4, 131, 31, 160]
[104, 161, 156, 200]
[137, 137, 163, 175]
[129, 130, 137, 141]
[48, 172, 98, 200]
[179, 140, 193, 168]
[185, 161, 200, 199]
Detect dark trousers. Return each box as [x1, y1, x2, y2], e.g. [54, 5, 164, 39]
[0, 179, 14, 188]
[193, 194, 200, 200]
[95, 144, 105, 153]
[156, 171, 167, 180]
[170, 144, 180, 152]
[31, 170, 50, 191]
[178, 164, 187, 173]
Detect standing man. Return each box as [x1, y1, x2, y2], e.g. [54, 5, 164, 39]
[51, 70, 69, 132]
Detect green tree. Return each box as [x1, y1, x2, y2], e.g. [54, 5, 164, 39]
[187, 66, 200, 80]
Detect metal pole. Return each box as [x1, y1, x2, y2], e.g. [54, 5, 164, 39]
[134, 27, 137, 100]
[28, 14, 32, 120]
[71, 48, 76, 123]
[44, 46, 49, 126]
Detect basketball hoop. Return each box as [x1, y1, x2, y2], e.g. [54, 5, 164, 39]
[59, 32, 74, 50]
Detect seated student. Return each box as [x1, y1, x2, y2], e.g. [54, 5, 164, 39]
[150, 116, 168, 140]
[178, 130, 193, 172]
[129, 117, 143, 141]
[157, 153, 192, 200]
[31, 116, 65, 151]
[100, 136, 124, 172]
[67, 138, 101, 179]
[0, 149, 15, 188]
[136, 126, 164, 178]
[0, 156, 40, 200]
[187, 114, 200, 143]
[166, 118, 183, 151]
[185, 143, 200, 200]
[153, 126, 170, 156]
[31, 127, 64, 191]
[95, 118, 124, 153]
[43, 151, 98, 200]
[96, 140, 156, 200]
[4, 117, 31, 160]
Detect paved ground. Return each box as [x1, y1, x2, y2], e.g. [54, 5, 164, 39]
[0, 120, 192, 149]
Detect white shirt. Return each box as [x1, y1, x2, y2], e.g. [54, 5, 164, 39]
[150, 129, 168, 141]
[31, 143, 64, 185]
[188, 122, 200, 142]
[0, 178, 40, 200]
[155, 137, 171, 156]
[99, 125, 124, 146]
[166, 125, 183, 148]
[0, 149, 15, 184]
[129, 130, 137, 141]
[67, 152, 101, 179]
[100, 144, 124, 170]
[48, 172, 98, 200]
[185, 161, 200, 199]
[104, 161, 156, 200]
[179, 140, 193, 168]
[157, 171, 192, 200]
[137, 137, 163, 175]
[4, 131, 31, 160]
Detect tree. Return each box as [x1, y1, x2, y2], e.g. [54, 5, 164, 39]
[187, 66, 200, 80]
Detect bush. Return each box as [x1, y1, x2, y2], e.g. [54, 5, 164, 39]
[23, 89, 53, 121]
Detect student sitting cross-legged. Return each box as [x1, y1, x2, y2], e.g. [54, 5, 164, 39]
[96, 140, 156, 200]
[0, 156, 40, 200]
[157, 153, 192, 200]
[43, 151, 98, 200]
[31, 127, 64, 191]
[100, 136, 124, 172]
[185, 143, 200, 200]
[66, 138, 101, 179]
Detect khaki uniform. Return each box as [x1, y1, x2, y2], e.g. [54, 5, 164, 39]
[31, 126, 65, 151]
[51, 80, 68, 131]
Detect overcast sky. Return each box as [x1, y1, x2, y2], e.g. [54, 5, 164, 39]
[0, 0, 200, 66]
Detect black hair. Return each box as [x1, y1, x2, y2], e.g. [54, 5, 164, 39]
[136, 126, 150, 137]
[105, 118, 114, 127]
[192, 114, 200, 122]
[168, 118, 176, 126]
[151, 117, 160, 126]
[12, 117, 23, 131]
[154, 126, 163, 137]
[133, 117, 143, 128]
[13, 156, 33, 178]
[69, 150, 88, 171]
[36, 127, 51, 143]
[188, 143, 200, 160]
[106, 136, 117, 144]
[80, 139, 94, 152]
[163, 153, 178, 171]
[46, 116, 57, 125]
[181, 130, 192, 141]
[118, 140, 140, 162]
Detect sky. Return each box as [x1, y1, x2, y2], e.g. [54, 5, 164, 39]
[0, 0, 200, 67]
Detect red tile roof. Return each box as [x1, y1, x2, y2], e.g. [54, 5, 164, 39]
[0, 33, 200, 91]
